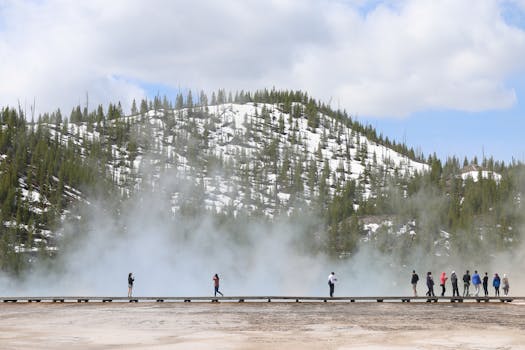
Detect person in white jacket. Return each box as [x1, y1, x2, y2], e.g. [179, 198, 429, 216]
[328, 272, 337, 297]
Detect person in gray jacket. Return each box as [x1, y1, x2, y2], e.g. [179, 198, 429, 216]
[450, 271, 459, 297]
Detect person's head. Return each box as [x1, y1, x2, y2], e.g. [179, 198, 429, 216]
[474, 270, 478, 274]
[427, 271, 431, 276]
[466, 270, 469, 273]
[452, 271, 455, 275]
[215, 273, 218, 278]
[413, 270, 416, 273]
[129, 272, 132, 277]
[495, 273, 499, 277]
[485, 272, 488, 276]
[331, 272, 335, 275]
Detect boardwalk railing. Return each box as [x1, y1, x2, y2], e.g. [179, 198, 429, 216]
[0, 296, 522, 303]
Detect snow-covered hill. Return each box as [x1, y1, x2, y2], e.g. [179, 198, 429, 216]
[50, 102, 428, 217]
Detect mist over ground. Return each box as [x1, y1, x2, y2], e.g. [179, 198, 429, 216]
[0, 168, 524, 297]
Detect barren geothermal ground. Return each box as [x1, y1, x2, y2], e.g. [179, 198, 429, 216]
[0, 301, 524, 349]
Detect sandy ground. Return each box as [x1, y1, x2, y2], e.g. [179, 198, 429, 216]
[0, 301, 524, 349]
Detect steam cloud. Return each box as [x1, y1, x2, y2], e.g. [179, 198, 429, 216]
[0, 166, 523, 298]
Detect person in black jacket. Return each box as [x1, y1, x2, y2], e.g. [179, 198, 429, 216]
[426, 272, 435, 297]
[411, 270, 419, 297]
[482, 272, 489, 296]
[128, 272, 135, 297]
[463, 270, 471, 297]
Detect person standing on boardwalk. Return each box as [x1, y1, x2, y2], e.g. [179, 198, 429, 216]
[426, 272, 435, 297]
[411, 270, 419, 297]
[462, 270, 471, 297]
[482, 272, 489, 296]
[502, 274, 510, 296]
[328, 272, 337, 297]
[472, 270, 481, 296]
[128, 272, 134, 297]
[493, 273, 501, 296]
[439, 272, 448, 296]
[451, 271, 459, 297]
[213, 274, 224, 297]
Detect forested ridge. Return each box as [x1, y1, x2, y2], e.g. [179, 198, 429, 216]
[0, 89, 523, 274]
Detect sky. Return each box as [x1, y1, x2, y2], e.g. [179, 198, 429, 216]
[1, 0, 525, 163]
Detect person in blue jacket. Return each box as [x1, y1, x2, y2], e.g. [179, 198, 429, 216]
[493, 273, 501, 296]
[471, 270, 481, 296]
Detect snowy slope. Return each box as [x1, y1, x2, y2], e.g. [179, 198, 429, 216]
[49, 102, 429, 217]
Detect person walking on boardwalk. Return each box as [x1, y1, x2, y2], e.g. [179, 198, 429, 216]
[502, 274, 510, 296]
[426, 272, 435, 297]
[482, 272, 489, 296]
[493, 273, 501, 296]
[462, 270, 471, 296]
[128, 272, 134, 297]
[472, 270, 481, 297]
[439, 272, 448, 296]
[451, 271, 459, 297]
[411, 270, 419, 297]
[213, 274, 224, 297]
[328, 272, 337, 297]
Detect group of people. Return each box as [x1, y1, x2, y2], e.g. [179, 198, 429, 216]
[127, 270, 509, 298]
[411, 270, 510, 298]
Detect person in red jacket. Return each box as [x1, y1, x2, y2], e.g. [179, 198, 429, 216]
[213, 274, 224, 297]
[440, 272, 448, 296]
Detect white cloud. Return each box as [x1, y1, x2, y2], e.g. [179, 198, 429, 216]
[0, 0, 524, 118]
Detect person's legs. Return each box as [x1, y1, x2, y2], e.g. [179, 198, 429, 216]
[329, 283, 334, 297]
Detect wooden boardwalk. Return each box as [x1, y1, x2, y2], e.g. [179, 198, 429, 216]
[0, 296, 522, 303]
